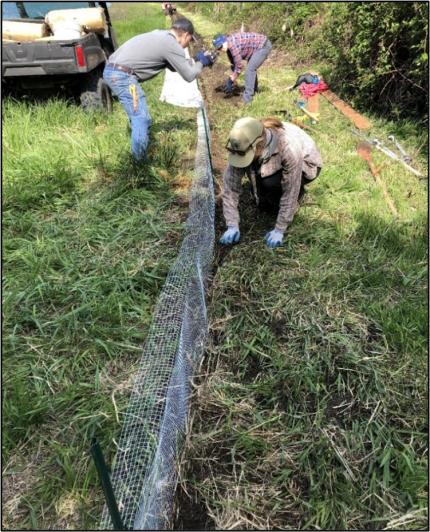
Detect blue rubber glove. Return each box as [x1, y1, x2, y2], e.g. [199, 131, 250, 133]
[219, 226, 240, 245]
[195, 51, 214, 67]
[264, 229, 284, 248]
[224, 78, 234, 94]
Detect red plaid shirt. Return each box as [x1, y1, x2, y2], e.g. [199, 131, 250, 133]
[227, 32, 267, 81]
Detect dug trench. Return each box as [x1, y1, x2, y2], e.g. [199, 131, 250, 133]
[172, 35, 235, 532]
[172, 16, 383, 530]
[172, 29, 287, 530]
[117, 14, 231, 529]
[158, 12, 425, 530]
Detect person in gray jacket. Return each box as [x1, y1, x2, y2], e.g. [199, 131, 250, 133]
[103, 17, 213, 161]
[220, 117, 323, 248]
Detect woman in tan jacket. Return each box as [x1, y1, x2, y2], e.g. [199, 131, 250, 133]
[220, 117, 323, 248]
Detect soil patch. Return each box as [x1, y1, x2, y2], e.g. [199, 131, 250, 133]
[174, 488, 215, 530]
[201, 60, 245, 107]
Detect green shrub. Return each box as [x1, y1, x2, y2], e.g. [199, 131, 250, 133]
[321, 2, 428, 121]
[185, 1, 428, 122]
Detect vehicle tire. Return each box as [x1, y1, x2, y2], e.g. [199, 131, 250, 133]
[79, 71, 112, 112]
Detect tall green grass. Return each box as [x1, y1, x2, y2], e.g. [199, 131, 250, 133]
[2, 3, 198, 529]
[176, 8, 428, 531]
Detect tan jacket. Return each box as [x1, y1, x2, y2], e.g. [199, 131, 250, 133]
[222, 122, 323, 233]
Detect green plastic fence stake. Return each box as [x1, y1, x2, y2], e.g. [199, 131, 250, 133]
[90, 438, 126, 530]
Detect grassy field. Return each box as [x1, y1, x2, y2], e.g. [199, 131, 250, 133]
[174, 7, 428, 531]
[2, 3, 197, 529]
[2, 2, 427, 531]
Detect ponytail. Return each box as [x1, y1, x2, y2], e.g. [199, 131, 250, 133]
[254, 117, 285, 158]
[261, 117, 284, 130]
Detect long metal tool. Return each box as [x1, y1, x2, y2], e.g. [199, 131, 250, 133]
[351, 129, 424, 178]
[372, 138, 399, 160]
[387, 135, 412, 163]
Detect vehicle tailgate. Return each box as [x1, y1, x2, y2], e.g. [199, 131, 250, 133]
[2, 33, 105, 76]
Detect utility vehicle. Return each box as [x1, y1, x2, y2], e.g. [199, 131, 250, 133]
[2, 1, 117, 110]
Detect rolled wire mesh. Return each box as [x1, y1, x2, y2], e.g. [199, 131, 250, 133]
[101, 107, 214, 530]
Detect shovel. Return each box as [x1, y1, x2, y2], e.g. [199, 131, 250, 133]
[357, 141, 398, 217]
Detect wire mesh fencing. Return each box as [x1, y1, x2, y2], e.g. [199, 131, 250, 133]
[101, 107, 214, 530]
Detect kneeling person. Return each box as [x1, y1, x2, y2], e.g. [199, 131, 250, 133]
[220, 117, 323, 248]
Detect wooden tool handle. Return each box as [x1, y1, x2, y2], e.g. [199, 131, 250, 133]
[300, 106, 319, 122]
[367, 161, 398, 217]
[357, 141, 398, 217]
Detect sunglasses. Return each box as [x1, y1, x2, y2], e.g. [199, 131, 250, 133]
[225, 134, 262, 156]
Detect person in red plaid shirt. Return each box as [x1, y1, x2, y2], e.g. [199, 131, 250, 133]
[213, 31, 272, 104]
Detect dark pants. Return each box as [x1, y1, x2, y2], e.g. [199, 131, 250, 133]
[255, 170, 317, 213]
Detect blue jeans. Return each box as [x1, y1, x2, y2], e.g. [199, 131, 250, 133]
[103, 65, 152, 161]
[243, 40, 272, 103]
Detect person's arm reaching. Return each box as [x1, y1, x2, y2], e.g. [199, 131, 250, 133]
[222, 165, 244, 228]
[164, 40, 203, 82]
[275, 146, 303, 233]
[228, 40, 243, 82]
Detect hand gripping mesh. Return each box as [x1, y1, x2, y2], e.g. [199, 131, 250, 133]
[101, 107, 215, 530]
